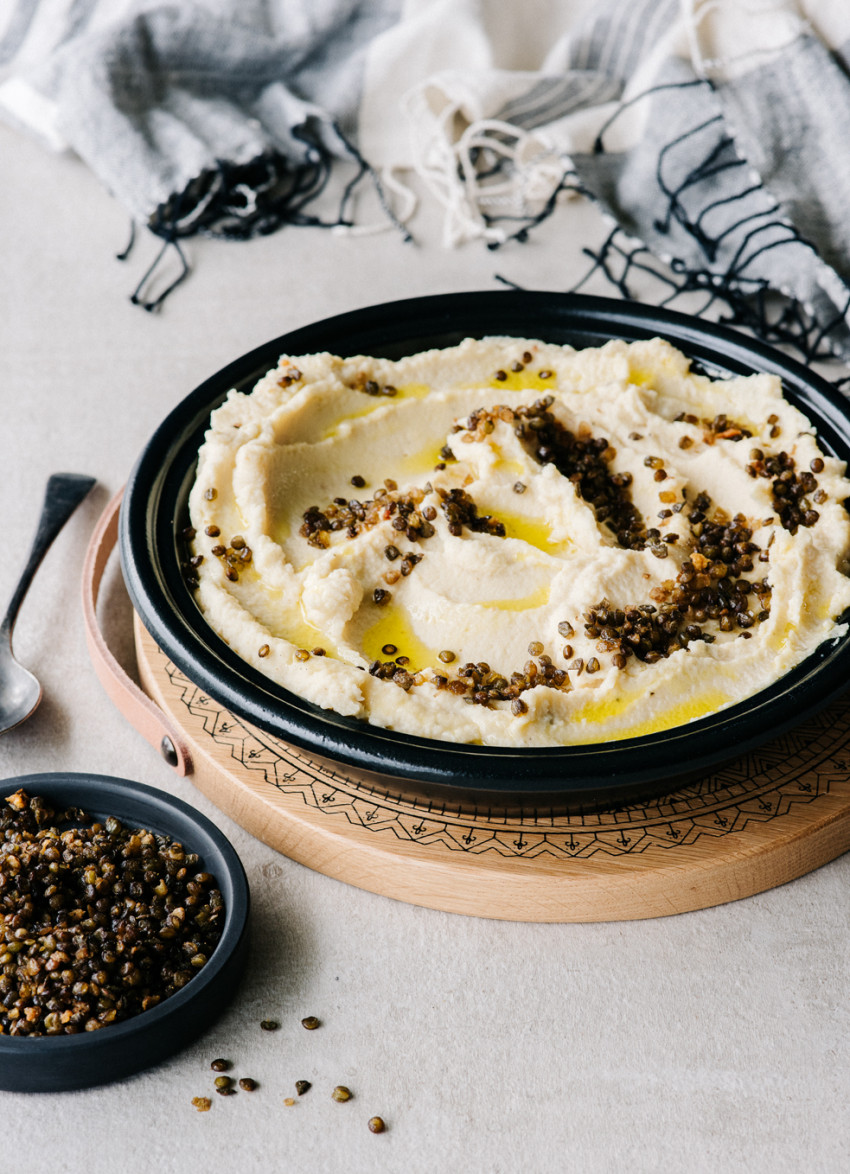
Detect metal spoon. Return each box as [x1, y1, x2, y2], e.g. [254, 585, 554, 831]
[0, 473, 96, 733]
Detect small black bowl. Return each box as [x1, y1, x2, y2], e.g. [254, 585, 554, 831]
[0, 773, 250, 1093]
[119, 291, 850, 809]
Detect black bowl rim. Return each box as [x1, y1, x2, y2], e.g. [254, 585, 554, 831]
[0, 772, 250, 1087]
[120, 290, 850, 800]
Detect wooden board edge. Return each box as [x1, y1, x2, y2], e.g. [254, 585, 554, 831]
[134, 618, 850, 922]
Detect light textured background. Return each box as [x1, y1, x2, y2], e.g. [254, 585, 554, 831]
[1, 122, 848, 1174]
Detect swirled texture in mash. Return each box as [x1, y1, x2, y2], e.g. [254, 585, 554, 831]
[188, 336, 850, 747]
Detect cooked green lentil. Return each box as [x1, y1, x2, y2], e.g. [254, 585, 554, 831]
[0, 790, 224, 1038]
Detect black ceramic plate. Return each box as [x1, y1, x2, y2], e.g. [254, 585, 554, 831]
[0, 773, 249, 1093]
[120, 291, 850, 807]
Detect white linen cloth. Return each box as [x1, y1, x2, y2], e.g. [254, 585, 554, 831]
[3, 0, 850, 356]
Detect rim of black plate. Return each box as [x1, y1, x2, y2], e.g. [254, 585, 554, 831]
[119, 291, 850, 800]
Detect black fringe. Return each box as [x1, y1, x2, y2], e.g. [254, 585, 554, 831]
[122, 121, 410, 311]
[497, 76, 850, 380]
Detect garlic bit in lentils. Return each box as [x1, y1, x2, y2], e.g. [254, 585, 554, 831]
[0, 790, 224, 1037]
[187, 336, 850, 747]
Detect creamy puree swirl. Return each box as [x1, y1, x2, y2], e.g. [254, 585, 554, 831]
[187, 337, 850, 747]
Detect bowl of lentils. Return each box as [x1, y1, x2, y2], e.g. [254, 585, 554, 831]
[0, 773, 249, 1092]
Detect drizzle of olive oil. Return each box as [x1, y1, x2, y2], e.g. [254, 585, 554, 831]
[480, 583, 550, 611]
[492, 456, 525, 477]
[271, 516, 290, 546]
[768, 619, 797, 652]
[499, 512, 568, 554]
[232, 562, 259, 585]
[320, 400, 389, 440]
[266, 603, 332, 654]
[398, 441, 448, 477]
[628, 366, 655, 387]
[569, 687, 730, 743]
[318, 383, 429, 444]
[361, 605, 437, 670]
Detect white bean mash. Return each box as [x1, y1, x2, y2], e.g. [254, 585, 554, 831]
[187, 336, 850, 747]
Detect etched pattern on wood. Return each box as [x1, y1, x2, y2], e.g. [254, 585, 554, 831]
[162, 654, 850, 861]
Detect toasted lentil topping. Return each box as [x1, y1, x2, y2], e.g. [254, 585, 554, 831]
[427, 651, 572, 710]
[459, 399, 647, 549]
[300, 486, 438, 549]
[673, 410, 753, 444]
[437, 486, 506, 538]
[192, 384, 831, 717]
[350, 372, 397, 397]
[364, 475, 780, 706]
[277, 366, 302, 387]
[192, 534, 255, 585]
[0, 791, 224, 1037]
[746, 448, 823, 533]
[188, 336, 850, 748]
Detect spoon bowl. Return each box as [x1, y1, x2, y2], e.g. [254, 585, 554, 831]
[0, 653, 41, 733]
[0, 473, 96, 734]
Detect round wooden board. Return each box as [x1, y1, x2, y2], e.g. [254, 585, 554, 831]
[135, 618, 850, 922]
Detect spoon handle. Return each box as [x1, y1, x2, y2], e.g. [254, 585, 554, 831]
[1, 473, 97, 641]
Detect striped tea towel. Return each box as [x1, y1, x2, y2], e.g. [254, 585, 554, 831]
[3, 0, 850, 359]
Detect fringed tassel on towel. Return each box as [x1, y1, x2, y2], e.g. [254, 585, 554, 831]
[120, 123, 411, 311]
[492, 76, 850, 369]
[579, 78, 850, 365]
